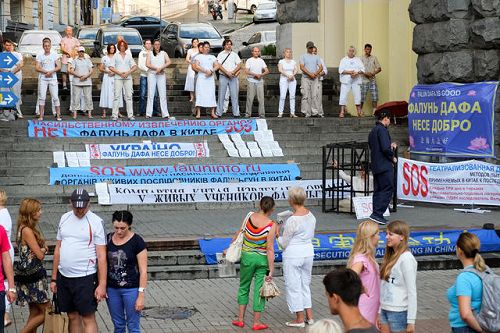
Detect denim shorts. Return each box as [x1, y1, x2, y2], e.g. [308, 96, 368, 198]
[380, 309, 408, 333]
[451, 326, 476, 333]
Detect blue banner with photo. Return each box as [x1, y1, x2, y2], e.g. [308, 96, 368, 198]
[27, 119, 256, 138]
[199, 229, 500, 265]
[49, 163, 301, 185]
[408, 82, 498, 158]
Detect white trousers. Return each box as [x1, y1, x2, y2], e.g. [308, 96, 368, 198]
[38, 79, 60, 106]
[283, 256, 314, 313]
[70, 85, 93, 111]
[113, 79, 133, 118]
[147, 73, 169, 117]
[339, 82, 361, 105]
[279, 76, 296, 115]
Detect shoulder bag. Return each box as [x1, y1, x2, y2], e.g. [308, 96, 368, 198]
[215, 51, 232, 80]
[14, 227, 47, 284]
[225, 212, 253, 263]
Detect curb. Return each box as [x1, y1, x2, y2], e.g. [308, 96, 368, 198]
[222, 20, 254, 35]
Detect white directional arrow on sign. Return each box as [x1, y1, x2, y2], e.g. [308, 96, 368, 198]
[3, 55, 12, 66]
[3, 94, 13, 104]
[3, 75, 12, 85]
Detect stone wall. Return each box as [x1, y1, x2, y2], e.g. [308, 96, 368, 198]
[409, 0, 500, 160]
[276, 0, 319, 24]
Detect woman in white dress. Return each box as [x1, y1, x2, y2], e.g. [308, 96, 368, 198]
[278, 48, 298, 118]
[146, 39, 171, 119]
[184, 38, 199, 102]
[99, 44, 122, 118]
[193, 41, 219, 119]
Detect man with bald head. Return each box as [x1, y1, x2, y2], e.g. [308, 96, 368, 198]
[244, 47, 269, 118]
[60, 26, 80, 90]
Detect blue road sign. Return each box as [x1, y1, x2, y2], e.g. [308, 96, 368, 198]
[0, 72, 19, 88]
[0, 53, 19, 69]
[0, 92, 19, 108]
[102, 7, 112, 21]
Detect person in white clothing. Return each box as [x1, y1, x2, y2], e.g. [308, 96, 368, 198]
[216, 39, 241, 117]
[185, 38, 199, 102]
[99, 44, 123, 118]
[68, 47, 94, 119]
[109, 40, 137, 121]
[333, 160, 373, 212]
[0, 40, 24, 119]
[50, 189, 107, 333]
[146, 39, 171, 119]
[35, 38, 62, 121]
[193, 41, 219, 119]
[338, 46, 365, 118]
[0, 190, 13, 328]
[277, 48, 298, 118]
[277, 187, 316, 328]
[379, 220, 417, 333]
[245, 47, 269, 118]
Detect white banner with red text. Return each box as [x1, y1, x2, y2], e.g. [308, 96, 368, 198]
[397, 158, 500, 206]
[98, 179, 346, 205]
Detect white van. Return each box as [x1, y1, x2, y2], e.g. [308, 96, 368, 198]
[234, 0, 273, 14]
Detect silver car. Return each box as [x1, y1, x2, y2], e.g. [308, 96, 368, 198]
[17, 30, 62, 57]
[238, 30, 276, 59]
[253, 1, 277, 23]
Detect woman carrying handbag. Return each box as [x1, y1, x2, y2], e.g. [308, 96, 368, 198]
[225, 196, 277, 331]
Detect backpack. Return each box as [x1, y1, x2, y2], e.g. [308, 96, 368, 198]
[463, 266, 500, 333]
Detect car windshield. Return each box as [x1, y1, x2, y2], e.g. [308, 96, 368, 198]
[78, 29, 98, 39]
[104, 32, 142, 45]
[258, 3, 276, 9]
[264, 31, 276, 41]
[179, 25, 221, 39]
[20, 33, 61, 46]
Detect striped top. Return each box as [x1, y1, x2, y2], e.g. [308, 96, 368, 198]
[242, 217, 273, 255]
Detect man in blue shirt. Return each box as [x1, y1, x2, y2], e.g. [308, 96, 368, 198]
[368, 110, 397, 225]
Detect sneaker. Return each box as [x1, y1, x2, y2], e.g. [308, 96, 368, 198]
[305, 319, 315, 325]
[305, 114, 311, 118]
[277, 114, 283, 118]
[290, 114, 298, 118]
[128, 116, 135, 121]
[285, 322, 305, 328]
[16, 110, 23, 119]
[369, 214, 387, 225]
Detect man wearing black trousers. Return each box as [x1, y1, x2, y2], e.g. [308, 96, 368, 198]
[368, 110, 397, 225]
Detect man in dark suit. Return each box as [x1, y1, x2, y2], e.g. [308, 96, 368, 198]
[368, 110, 397, 224]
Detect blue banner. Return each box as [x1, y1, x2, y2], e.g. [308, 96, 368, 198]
[28, 119, 256, 138]
[199, 229, 500, 265]
[49, 163, 301, 185]
[408, 82, 498, 158]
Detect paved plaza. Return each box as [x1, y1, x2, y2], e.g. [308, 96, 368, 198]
[5, 268, 498, 333]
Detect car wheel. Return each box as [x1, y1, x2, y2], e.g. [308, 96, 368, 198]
[250, 5, 257, 14]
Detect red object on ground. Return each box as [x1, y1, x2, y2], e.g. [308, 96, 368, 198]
[375, 101, 409, 118]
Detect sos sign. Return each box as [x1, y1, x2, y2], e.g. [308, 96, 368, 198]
[401, 162, 429, 197]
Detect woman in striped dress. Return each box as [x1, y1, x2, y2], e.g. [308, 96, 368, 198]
[229, 197, 276, 331]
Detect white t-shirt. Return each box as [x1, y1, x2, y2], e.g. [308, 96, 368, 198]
[277, 212, 316, 258]
[0, 208, 13, 260]
[217, 50, 241, 73]
[138, 49, 149, 76]
[278, 59, 296, 78]
[380, 251, 418, 324]
[56, 210, 106, 278]
[110, 52, 136, 80]
[148, 50, 169, 74]
[245, 57, 267, 84]
[70, 57, 93, 86]
[36, 51, 60, 81]
[339, 56, 365, 85]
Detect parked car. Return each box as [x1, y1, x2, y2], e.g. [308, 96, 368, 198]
[93, 27, 143, 57]
[76, 26, 99, 55]
[119, 16, 169, 41]
[234, 0, 271, 14]
[160, 22, 224, 58]
[253, 1, 277, 23]
[238, 30, 276, 58]
[17, 30, 62, 57]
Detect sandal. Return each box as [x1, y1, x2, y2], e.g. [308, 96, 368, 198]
[252, 323, 268, 331]
[339, 112, 345, 118]
[210, 113, 218, 119]
[232, 320, 244, 327]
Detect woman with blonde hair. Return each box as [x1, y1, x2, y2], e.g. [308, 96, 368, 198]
[447, 232, 486, 333]
[0, 190, 13, 327]
[15, 198, 50, 333]
[379, 220, 417, 333]
[307, 319, 342, 333]
[227, 196, 276, 331]
[347, 220, 380, 325]
[277, 48, 298, 118]
[277, 186, 316, 327]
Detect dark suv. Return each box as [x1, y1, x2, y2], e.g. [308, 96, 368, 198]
[160, 22, 224, 58]
[119, 16, 169, 41]
[93, 27, 143, 57]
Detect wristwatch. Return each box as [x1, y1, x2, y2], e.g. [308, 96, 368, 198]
[138, 287, 145, 293]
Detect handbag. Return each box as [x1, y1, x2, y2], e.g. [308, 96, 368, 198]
[259, 279, 281, 300]
[42, 294, 69, 333]
[225, 212, 253, 263]
[14, 227, 47, 284]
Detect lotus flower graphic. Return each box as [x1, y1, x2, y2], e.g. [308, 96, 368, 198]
[409, 135, 415, 148]
[467, 90, 476, 97]
[467, 137, 489, 150]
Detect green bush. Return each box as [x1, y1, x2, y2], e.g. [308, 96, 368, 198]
[261, 44, 276, 56]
